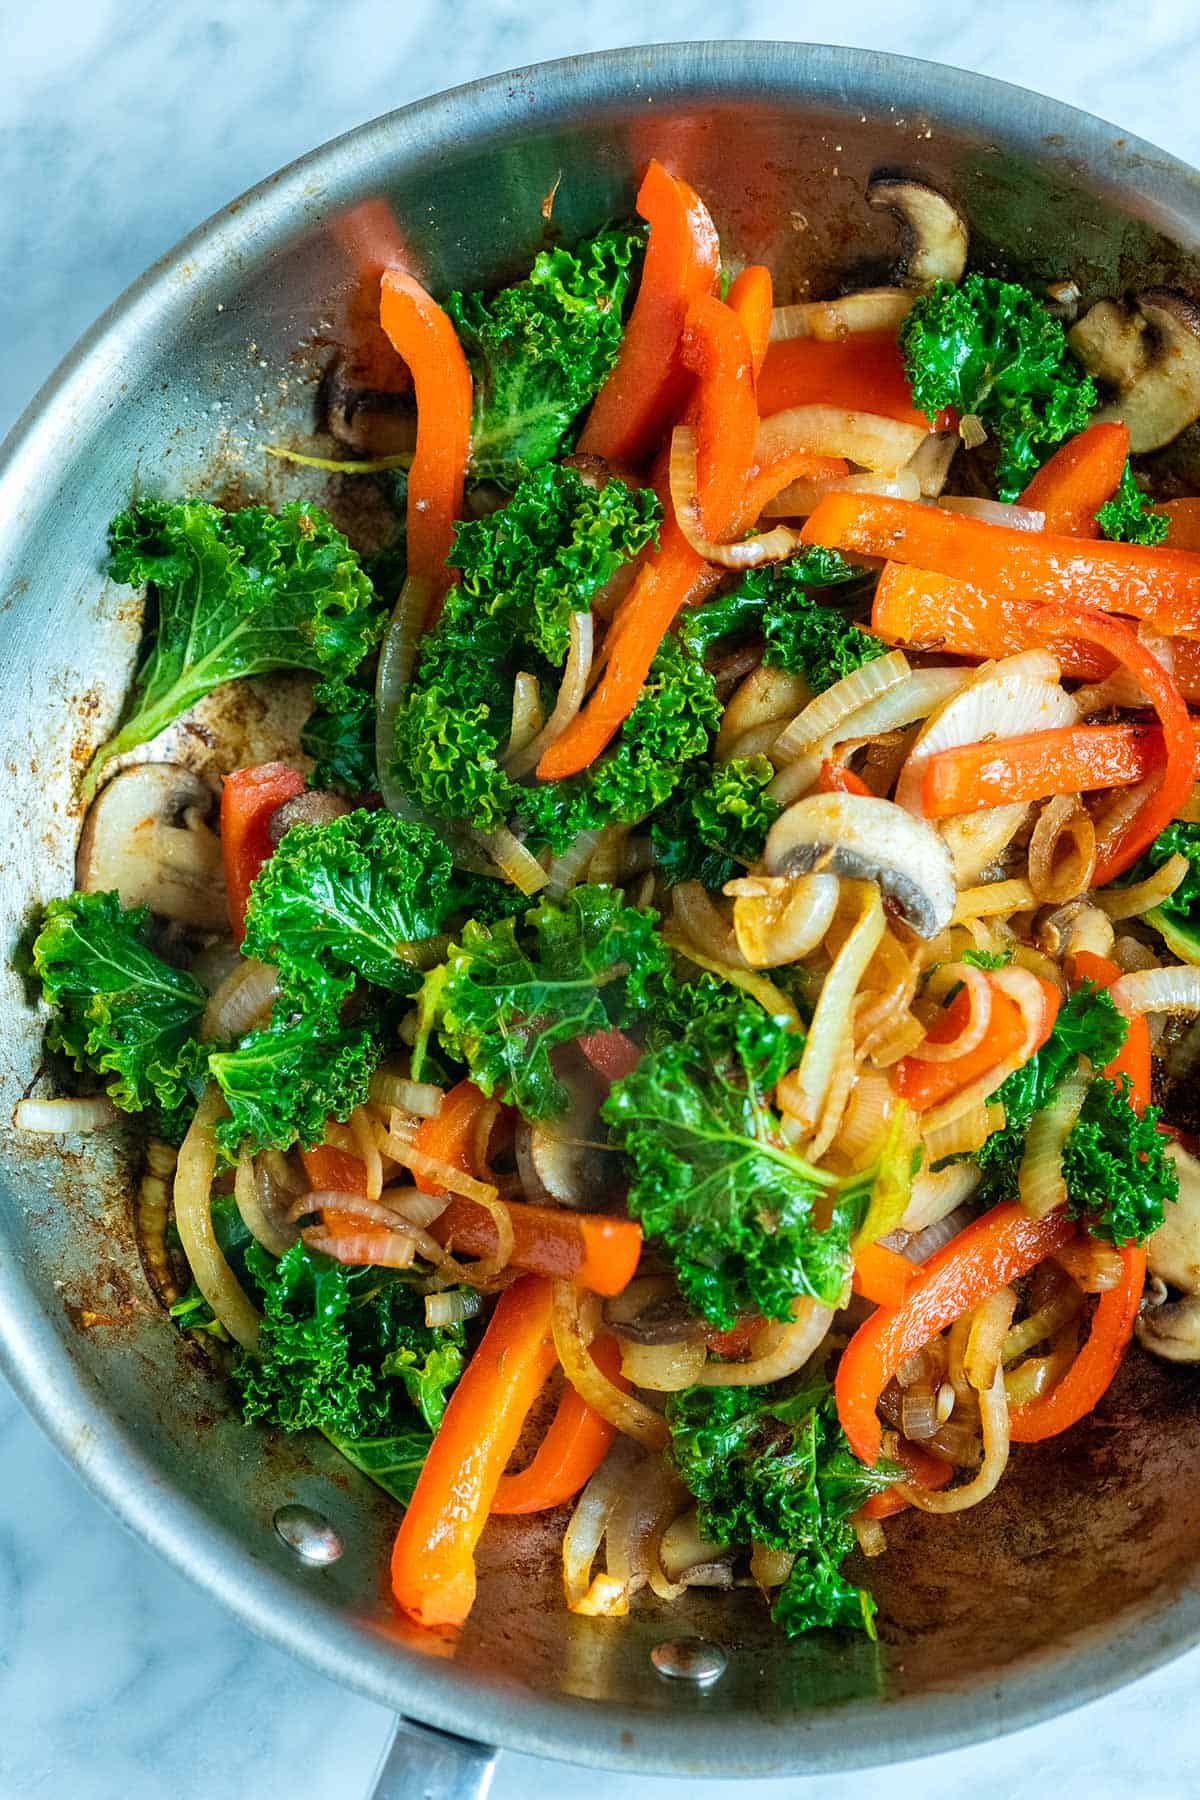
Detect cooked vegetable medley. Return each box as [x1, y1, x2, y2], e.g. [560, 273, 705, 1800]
[24, 161, 1200, 1642]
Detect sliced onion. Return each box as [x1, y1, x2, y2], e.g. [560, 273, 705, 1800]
[504, 671, 545, 762]
[700, 1297, 833, 1386]
[563, 1440, 630, 1612]
[866, 1010, 927, 1068]
[1018, 1065, 1090, 1220]
[173, 1085, 260, 1349]
[1051, 1237, 1125, 1294]
[660, 1508, 730, 1582]
[938, 496, 1045, 530]
[672, 881, 745, 966]
[1002, 1276, 1083, 1363]
[1110, 965, 1200, 1019]
[788, 882, 885, 1131]
[964, 1286, 1019, 1392]
[898, 1333, 1013, 1512]
[768, 666, 970, 810]
[369, 1070, 444, 1117]
[234, 1152, 298, 1259]
[727, 872, 839, 967]
[905, 432, 958, 498]
[750, 1542, 796, 1591]
[832, 1068, 896, 1163]
[14, 1095, 119, 1133]
[263, 445, 412, 473]
[303, 1225, 418, 1268]
[379, 1135, 502, 1207]
[901, 1384, 938, 1440]
[900, 1164, 981, 1234]
[670, 427, 802, 567]
[953, 878, 1038, 923]
[1097, 852, 1190, 920]
[898, 1202, 976, 1265]
[910, 964, 994, 1063]
[760, 469, 920, 518]
[200, 958, 279, 1041]
[618, 1338, 707, 1391]
[855, 1515, 888, 1558]
[425, 1288, 484, 1329]
[506, 612, 594, 779]
[718, 663, 812, 764]
[606, 1452, 687, 1603]
[552, 1281, 668, 1449]
[543, 828, 607, 901]
[474, 825, 548, 896]
[300, 1192, 449, 1265]
[922, 1100, 997, 1161]
[920, 968, 1046, 1151]
[588, 821, 637, 887]
[768, 287, 915, 341]
[1028, 795, 1096, 906]
[772, 650, 911, 766]
[349, 1105, 383, 1201]
[376, 574, 431, 814]
[755, 406, 929, 476]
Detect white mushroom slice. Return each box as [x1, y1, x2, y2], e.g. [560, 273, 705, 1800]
[514, 1071, 613, 1210]
[763, 792, 956, 939]
[1146, 1142, 1200, 1295]
[867, 178, 969, 287]
[77, 763, 227, 931]
[1137, 1292, 1200, 1363]
[1069, 288, 1200, 452]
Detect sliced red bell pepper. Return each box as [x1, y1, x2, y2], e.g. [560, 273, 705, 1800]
[220, 762, 305, 942]
[920, 721, 1200, 818]
[852, 1240, 916, 1309]
[1070, 950, 1152, 1113]
[431, 1196, 641, 1298]
[378, 269, 472, 593]
[491, 1331, 627, 1515]
[576, 1029, 643, 1085]
[891, 977, 1057, 1114]
[803, 491, 1200, 636]
[755, 332, 936, 428]
[835, 1201, 1078, 1465]
[578, 160, 720, 466]
[726, 264, 774, 379]
[1016, 421, 1130, 537]
[1008, 1244, 1146, 1442]
[391, 1273, 558, 1627]
[858, 1437, 953, 1521]
[680, 292, 759, 541]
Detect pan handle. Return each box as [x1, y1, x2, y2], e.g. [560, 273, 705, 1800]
[367, 1716, 499, 1799]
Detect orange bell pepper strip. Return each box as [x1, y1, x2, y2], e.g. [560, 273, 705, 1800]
[298, 1143, 378, 1239]
[919, 720, 1200, 818]
[578, 160, 720, 467]
[391, 1273, 558, 1627]
[852, 1241, 916, 1309]
[858, 1437, 953, 1521]
[819, 758, 872, 796]
[491, 1332, 627, 1515]
[892, 978, 1054, 1114]
[1070, 950, 1152, 1114]
[869, 563, 1200, 701]
[680, 293, 759, 540]
[576, 1028, 643, 1085]
[802, 492, 1200, 636]
[756, 332, 937, 428]
[1154, 497, 1200, 551]
[431, 1196, 642, 1297]
[410, 1078, 490, 1191]
[1023, 603, 1195, 882]
[726, 265, 774, 378]
[378, 269, 472, 593]
[1016, 422, 1130, 537]
[835, 1201, 1078, 1465]
[220, 762, 305, 942]
[1008, 1243, 1146, 1443]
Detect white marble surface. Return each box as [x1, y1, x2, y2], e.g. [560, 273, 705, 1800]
[5, 3, 1200, 1795]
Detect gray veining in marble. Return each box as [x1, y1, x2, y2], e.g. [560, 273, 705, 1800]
[5, 3, 1200, 1795]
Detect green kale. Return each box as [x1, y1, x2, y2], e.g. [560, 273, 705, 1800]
[1096, 462, 1169, 546]
[1130, 820, 1200, 963]
[209, 1005, 381, 1156]
[448, 226, 642, 485]
[322, 1423, 434, 1506]
[168, 1284, 224, 1338]
[241, 811, 463, 1015]
[666, 1372, 895, 1636]
[301, 675, 377, 794]
[693, 555, 883, 696]
[517, 633, 721, 852]
[418, 883, 671, 1118]
[89, 499, 381, 795]
[651, 755, 781, 889]
[604, 997, 861, 1326]
[1063, 1073, 1177, 1245]
[235, 1241, 464, 1444]
[32, 891, 208, 1132]
[960, 946, 1013, 969]
[453, 463, 660, 663]
[898, 275, 1097, 499]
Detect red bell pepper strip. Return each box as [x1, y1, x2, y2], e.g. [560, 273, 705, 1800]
[1016, 422, 1130, 537]
[852, 1241, 916, 1309]
[726, 265, 774, 379]
[680, 293, 759, 541]
[835, 1201, 1078, 1465]
[803, 492, 1200, 636]
[576, 1028, 643, 1085]
[378, 269, 472, 593]
[491, 1332, 627, 1515]
[220, 762, 305, 942]
[578, 160, 720, 466]
[1070, 950, 1152, 1113]
[391, 1274, 558, 1627]
[431, 1196, 642, 1297]
[921, 720, 1200, 818]
[818, 758, 872, 796]
[755, 332, 936, 428]
[1008, 1243, 1146, 1442]
[858, 1437, 953, 1521]
[893, 977, 1059, 1114]
[869, 563, 1200, 701]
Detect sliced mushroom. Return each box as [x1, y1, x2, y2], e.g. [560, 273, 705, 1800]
[1145, 1142, 1200, 1294]
[1068, 288, 1200, 452]
[319, 356, 417, 457]
[763, 792, 956, 939]
[1136, 1292, 1200, 1362]
[604, 1291, 712, 1346]
[77, 763, 228, 932]
[514, 1070, 616, 1209]
[268, 790, 352, 844]
[867, 178, 969, 287]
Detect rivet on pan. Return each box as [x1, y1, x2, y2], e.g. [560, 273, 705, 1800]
[273, 1503, 343, 1565]
[651, 1637, 727, 1685]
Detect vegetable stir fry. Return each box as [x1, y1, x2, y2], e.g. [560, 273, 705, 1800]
[23, 162, 1200, 1644]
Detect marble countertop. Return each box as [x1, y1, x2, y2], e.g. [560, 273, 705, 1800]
[5, 3, 1200, 1795]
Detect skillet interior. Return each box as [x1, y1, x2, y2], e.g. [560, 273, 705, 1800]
[2, 41, 1200, 1777]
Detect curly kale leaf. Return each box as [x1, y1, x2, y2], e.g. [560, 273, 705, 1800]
[604, 997, 861, 1326]
[452, 463, 660, 663]
[1096, 462, 1169, 546]
[683, 551, 882, 696]
[898, 275, 1097, 499]
[448, 226, 642, 485]
[1063, 1073, 1177, 1245]
[1129, 820, 1200, 962]
[666, 1372, 894, 1635]
[241, 810, 464, 1015]
[90, 498, 381, 793]
[32, 891, 208, 1132]
[419, 883, 671, 1118]
[391, 596, 516, 832]
[301, 674, 377, 794]
[209, 1005, 380, 1155]
[651, 755, 781, 889]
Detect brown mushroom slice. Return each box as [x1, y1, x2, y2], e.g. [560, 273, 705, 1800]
[77, 763, 228, 932]
[867, 178, 969, 287]
[763, 792, 956, 939]
[514, 1070, 616, 1210]
[1146, 1143, 1200, 1295]
[268, 790, 352, 844]
[320, 356, 417, 458]
[1068, 288, 1200, 452]
[1137, 1292, 1200, 1363]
